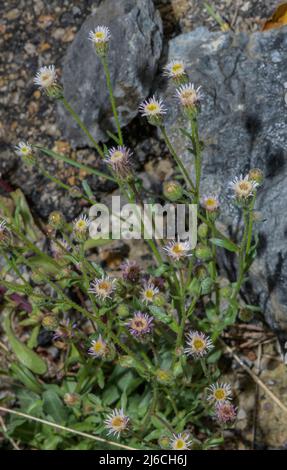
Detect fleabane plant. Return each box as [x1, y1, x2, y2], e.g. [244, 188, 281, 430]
[0, 25, 265, 451]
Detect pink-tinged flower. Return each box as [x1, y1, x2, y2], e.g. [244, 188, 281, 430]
[229, 174, 258, 199]
[89, 276, 117, 301]
[163, 240, 191, 261]
[184, 330, 214, 358]
[127, 311, 154, 338]
[104, 408, 129, 437]
[176, 83, 202, 110]
[207, 382, 232, 403]
[215, 402, 237, 424]
[105, 146, 133, 178]
[170, 433, 192, 450]
[34, 65, 57, 90]
[120, 260, 141, 283]
[201, 194, 220, 212]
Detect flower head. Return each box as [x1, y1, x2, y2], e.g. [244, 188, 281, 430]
[215, 402, 237, 424]
[139, 96, 167, 125]
[73, 214, 90, 241]
[89, 26, 111, 56]
[164, 60, 187, 83]
[207, 382, 232, 403]
[170, 433, 192, 450]
[163, 240, 191, 261]
[88, 335, 108, 358]
[120, 260, 141, 283]
[185, 330, 214, 358]
[127, 311, 154, 339]
[176, 83, 202, 112]
[229, 174, 258, 200]
[89, 276, 116, 301]
[163, 180, 183, 202]
[141, 282, 159, 303]
[105, 146, 132, 178]
[15, 141, 35, 165]
[201, 194, 220, 213]
[34, 65, 61, 98]
[104, 408, 129, 437]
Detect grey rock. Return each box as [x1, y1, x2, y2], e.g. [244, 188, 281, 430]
[58, 0, 163, 146]
[163, 27, 287, 337]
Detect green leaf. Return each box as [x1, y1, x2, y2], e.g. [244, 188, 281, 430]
[209, 237, 239, 253]
[106, 130, 121, 145]
[102, 385, 120, 406]
[42, 389, 68, 423]
[3, 311, 47, 375]
[10, 363, 43, 394]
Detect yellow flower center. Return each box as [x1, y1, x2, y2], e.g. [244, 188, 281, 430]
[93, 341, 105, 353]
[238, 181, 251, 191]
[206, 198, 216, 207]
[111, 151, 124, 162]
[76, 220, 87, 231]
[145, 289, 154, 299]
[146, 103, 159, 113]
[172, 243, 184, 255]
[111, 416, 125, 429]
[132, 319, 146, 331]
[95, 31, 105, 40]
[99, 281, 110, 291]
[214, 388, 226, 400]
[193, 338, 205, 351]
[171, 63, 184, 74]
[174, 439, 185, 449]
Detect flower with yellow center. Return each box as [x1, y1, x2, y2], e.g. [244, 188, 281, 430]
[141, 282, 159, 303]
[89, 26, 111, 56]
[127, 311, 154, 339]
[139, 96, 167, 125]
[229, 174, 258, 199]
[89, 276, 116, 301]
[201, 194, 220, 213]
[170, 433, 192, 450]
[88, 335, 107, 358]
[163, 60, 187, 82]
[15, 141, 35, 165]
[207, 382, 232, 403]
[73, 214, 91, 241]
[163, 240, 191, 261]
[104, 408, 129, 438]
[105, 146, 132, 178]
[184, 330, 213, 358]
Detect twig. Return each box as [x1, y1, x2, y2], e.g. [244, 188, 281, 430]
[220, 340, 287, 416]
[252, 344, 262, 449]
[0, 407, 137, 450]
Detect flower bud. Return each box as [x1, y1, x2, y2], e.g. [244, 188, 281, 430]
[153, 293, 166, 307]
[116, 304, 130, 318]
[195, 244, 212, 261]
[239, 308, 254, 322]
[42, 315, 59, 331]
[48, 211, 65, 229]
[163, 180, 183, 202]
[198, 223, 208, 238]
[64, 393, 80, 407]
[248, 168, 264, 185]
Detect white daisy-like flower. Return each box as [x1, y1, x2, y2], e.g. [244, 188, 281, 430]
[141, 282, 159, 304]
[163, 60, 186, 80]
[105, 146, 132, 178]
[88, 26, 111, 44]
[34, 65, 57, 90]
[15, 141, 33, 158]
[139, 96, 167, 124]
[104, 408, 129, 438]
[207, 382, 232, 403]
[176, 83, 202, 110]
[229, 174, 258, 199]
[163, 240, 191, 261]
[184, 330, 214, 358]
[89, 276, 117, 301]
[73, 214, 90, 233]
[170, 433, 192, 450]
[201, 194, 220, 212]
[88, 335, 107, 358]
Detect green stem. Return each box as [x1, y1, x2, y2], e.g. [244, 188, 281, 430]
[101, 56, 123, 145]
[61, 98, 104, 157]
[190, 115, 201, 202]
[160, 125, 195, 192]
